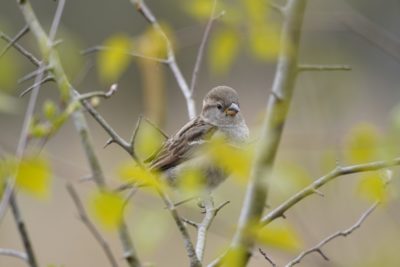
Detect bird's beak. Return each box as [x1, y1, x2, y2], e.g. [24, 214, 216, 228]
[225, 103, 240, 116]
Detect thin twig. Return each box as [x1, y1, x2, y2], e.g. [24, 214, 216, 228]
[195, 199, 230, 262]
[9, 193, 38, 267]
[0, 248, 28, 263]
[66, 183, 119, 267]
[18, 66, 51, 84]
[259, 248, 277, 267]
[131, 0, 196, 119]
[77, 83, 118, 101]
[286, 202, 379, 267]
[297, 64, 352, 72]
[261, 157, 400, 226]
[0, 24, 29, 58]
[189, 0, 218, 93]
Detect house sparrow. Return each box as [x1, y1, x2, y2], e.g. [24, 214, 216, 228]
[147, 86, 249, 190]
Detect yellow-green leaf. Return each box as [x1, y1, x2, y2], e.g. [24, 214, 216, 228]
[43, 100, 58, 121]
[254, 222, 302, 251]
[204, 137, 253, 182]
[221, 246, 247, 267]
[249, 23, 280, 61]
[209, 28, 239, 74]
[118, 162, 162, 190]
[89, 190, 125, 230]
[134, 122, 165, 161]
[357, 172, 387, 202]
[177, 168, 206, 195]
[97, 34, 132, 82]
[345, 123, 381, 164]
[270, 162, 312, 203]
[15, 157, 52, 198]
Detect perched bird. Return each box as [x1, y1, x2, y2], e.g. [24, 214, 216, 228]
[147, 85, 249, 190]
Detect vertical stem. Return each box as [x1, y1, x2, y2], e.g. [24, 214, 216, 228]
[226, 0, 308, 265]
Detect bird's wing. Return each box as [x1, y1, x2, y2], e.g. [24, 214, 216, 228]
[149, 118, 217, 172]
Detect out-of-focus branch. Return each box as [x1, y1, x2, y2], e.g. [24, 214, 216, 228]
[216, 1, 307, 266]
[285, 202, 379, 267]
[0, 248, 28, 263]
[66, 183, 119, 267]
[0, 24, 29, 58]
[81, 46, 168, 63]
[261, 157, 400, 225]
[189, 0, 219, 93]
[297, 64, 351, 72]
[131, 0, 196, 119]
[15, 1, 142, 266]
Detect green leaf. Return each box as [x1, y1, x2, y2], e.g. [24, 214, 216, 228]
[97, 34, 132, 82]
[89, 190, 125, 230]
[209, 28, 239, 74]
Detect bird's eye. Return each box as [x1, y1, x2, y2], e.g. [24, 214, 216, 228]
[217, 104, 223, 110]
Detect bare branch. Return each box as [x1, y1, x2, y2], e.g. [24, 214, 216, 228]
[286, 202, 379, 267]
[81, 46, 168, 63]
[66, 183, 119, 267]
[259, 248, 277, 267]
[298, 64, 352, 72]
[195, 198, 230, 262]
[156, 188, 201, 267]
[0, 32, 40, 67]
[189, 0, 219, 93]
[0, 248, 28, 263]
[131, 0, 196, 119]
[15, 1, 143, 266]
[0, 24, 29, 58]
[261, 157, 400, 226]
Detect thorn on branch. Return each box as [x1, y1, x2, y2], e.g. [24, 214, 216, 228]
[214, 200, 230, 215]
[18, 66, 51, 84]
[104, 138, 116, 148]
[182, 218, 199, 229]
[316, 248, 329, 261]
[312, 188, 324, 197]
[19, 75, 55, 97]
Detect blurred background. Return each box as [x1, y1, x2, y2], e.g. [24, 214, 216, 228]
[1, 0, 400, 266]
